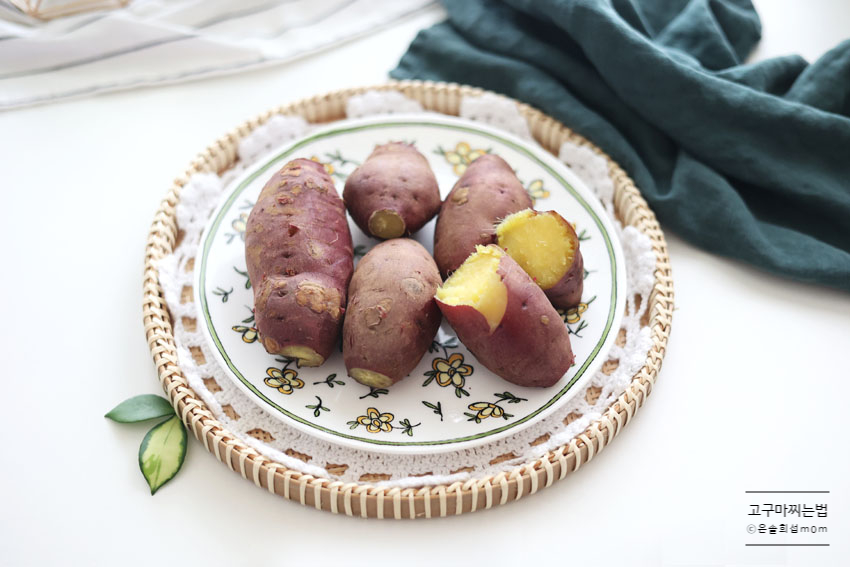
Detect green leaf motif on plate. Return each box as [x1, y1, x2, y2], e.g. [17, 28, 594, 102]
[306, 396, 330, 418]
[313, 373, 345, 388]
[233, 267, 251, 289]
[422, 400, 443, 421]
[398, 418, 420, 437]
[324, 149, 360, 168]
[105, 394, 175, 423]
[213, 286, 233, 303]
[317, 150, 359, 181]
[138, 415, 187, 495]
[359, 386, 389, 399]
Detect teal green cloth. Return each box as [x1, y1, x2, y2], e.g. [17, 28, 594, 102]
[391, 0, 850, 291]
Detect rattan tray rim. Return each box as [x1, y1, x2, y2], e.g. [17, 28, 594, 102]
[142, 80, 674, 519]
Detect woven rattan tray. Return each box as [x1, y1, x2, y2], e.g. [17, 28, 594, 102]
[143, 81, 674, 518]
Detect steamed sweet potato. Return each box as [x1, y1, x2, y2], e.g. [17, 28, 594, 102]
[343, 142, 441, 239]
[245, 158, 354, 367]
[433, 154, 532, 276]
[343, 239, 442, 388]
[496, 209, 584, 308]
[435, 245, 574, 388]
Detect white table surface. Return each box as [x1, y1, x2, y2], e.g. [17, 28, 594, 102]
[1, 1, 849, 566]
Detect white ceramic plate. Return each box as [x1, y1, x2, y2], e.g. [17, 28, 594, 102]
[195, 114, 625, 454]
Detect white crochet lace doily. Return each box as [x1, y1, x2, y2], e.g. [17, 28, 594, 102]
[156, 91, 655, 487]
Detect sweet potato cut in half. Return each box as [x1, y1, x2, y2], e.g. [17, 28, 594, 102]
[495, 209, 584, 309]
[435, 245, 507, 333]
[435, 245, 574, 388]
[433, 154, 532, 276]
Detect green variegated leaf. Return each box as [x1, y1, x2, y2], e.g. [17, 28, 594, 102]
[105, 394, 174, 423]
[138, 416, 187, 494]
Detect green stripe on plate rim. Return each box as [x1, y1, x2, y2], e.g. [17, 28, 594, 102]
[198, 120, 619, 447]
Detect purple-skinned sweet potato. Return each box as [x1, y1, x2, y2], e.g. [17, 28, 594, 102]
[343, 239, 442, 388]
[343, 142, 441, 239]
[435, 245, 574, 388]
[433, 154, 532, 277]
[245, 158, 354, 367]
[495, 209, 584, 308]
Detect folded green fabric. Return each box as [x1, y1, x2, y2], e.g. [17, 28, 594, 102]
[391, 0, 850, 291]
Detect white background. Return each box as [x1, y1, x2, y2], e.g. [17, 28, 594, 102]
[1, 1, 849, 566]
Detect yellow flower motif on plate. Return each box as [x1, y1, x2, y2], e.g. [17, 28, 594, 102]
[263, 367, 304, 395]
[232, 324, 259, 343]
[225, 211, 250, 243]
[468, 402, 505, 420]
[559, 302, 589, 324]
[526, 179, 550, 204]
[441, 141, 488, 176]
[433, 352, 473, 388]
[356, 407, 394, 433]
[231, 212, 248, 235]
[464, 391, 526, 423]
[310, 156, 335, 176]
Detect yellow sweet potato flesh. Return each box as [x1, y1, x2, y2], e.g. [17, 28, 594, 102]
[433, 154, 533, 276]
[435, 244, 575, 387]
[496, 209, 576, 289]
[435, 245, 507, 333]
[280, 345, 324, 367]
[349, 368, 394, 388]
[367, 209, 406, 239]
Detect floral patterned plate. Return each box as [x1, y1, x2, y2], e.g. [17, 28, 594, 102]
[195, 114, 626, 454]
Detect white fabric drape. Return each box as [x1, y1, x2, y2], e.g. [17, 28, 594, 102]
[0, 0, 435, 110]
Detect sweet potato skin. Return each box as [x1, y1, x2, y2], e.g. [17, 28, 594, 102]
[343, 239, 442, 386]
[545, 246, 584, 309]
[436, 247, 574, 388]
[343, 143, 440, 238]
[433, 154, 533, 276]
[245, 158, 354, 365]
